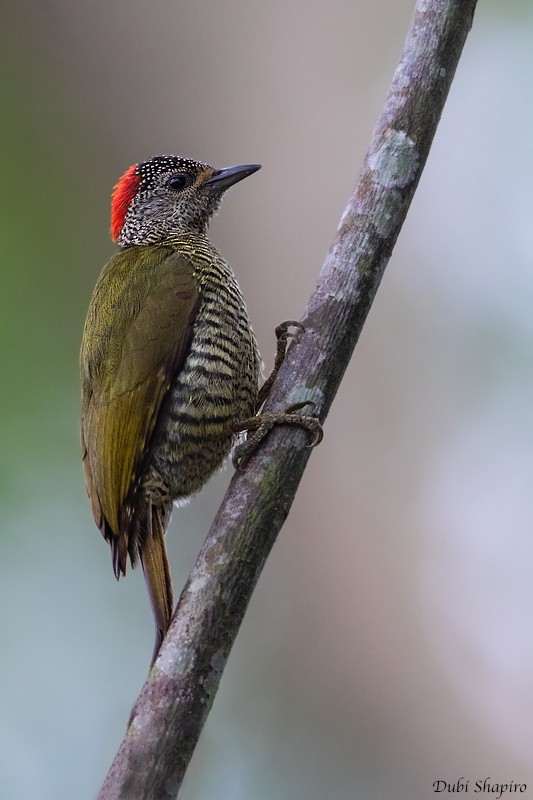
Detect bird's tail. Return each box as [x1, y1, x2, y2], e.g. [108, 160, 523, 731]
[140, 502, 174, 665]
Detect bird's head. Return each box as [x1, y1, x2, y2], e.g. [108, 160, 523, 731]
[111, 155, 261, 246]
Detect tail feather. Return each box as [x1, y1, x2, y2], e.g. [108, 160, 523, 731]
[140, 503, 174, 665]
[111, 530, 128, 579]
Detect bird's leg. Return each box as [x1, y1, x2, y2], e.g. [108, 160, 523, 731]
[232, 401, 323, 470]
[232, 321, 323, 470]
[256, 320, 304, 410]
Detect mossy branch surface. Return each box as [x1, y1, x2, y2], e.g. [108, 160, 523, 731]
[98, 1, 478, 797]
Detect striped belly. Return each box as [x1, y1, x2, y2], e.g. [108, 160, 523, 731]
[143, 271, 260, 505]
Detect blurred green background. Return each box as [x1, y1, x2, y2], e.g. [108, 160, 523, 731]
[2, 1, 533, 798]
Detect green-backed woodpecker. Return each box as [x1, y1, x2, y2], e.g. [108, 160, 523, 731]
[81, 155, 321, 663]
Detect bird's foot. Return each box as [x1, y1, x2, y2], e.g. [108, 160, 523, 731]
[256, 320, 305, 409]
[232, 401, 323, 471]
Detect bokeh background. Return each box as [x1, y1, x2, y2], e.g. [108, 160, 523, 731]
[2, 1, 532, 798]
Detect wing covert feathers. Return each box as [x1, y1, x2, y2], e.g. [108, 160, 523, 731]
[81, 246, 200, 578]
[80, 247, 200, 575]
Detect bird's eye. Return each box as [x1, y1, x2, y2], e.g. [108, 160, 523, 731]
[166, 173, 193, 192]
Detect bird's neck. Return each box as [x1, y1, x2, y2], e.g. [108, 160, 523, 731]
[118, 217, 211, 247]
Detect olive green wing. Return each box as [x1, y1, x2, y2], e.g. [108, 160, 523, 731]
[80, 247, 200, 575]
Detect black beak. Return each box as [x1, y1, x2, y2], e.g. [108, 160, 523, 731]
[204, 163, 261, 191]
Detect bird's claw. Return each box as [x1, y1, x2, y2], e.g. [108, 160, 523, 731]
[232, 399, 323, 471]
[275, 320, 305, 348]
[281, 401, 324, 447]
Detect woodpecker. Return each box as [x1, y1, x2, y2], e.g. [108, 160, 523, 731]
[80, 155, 321, 663]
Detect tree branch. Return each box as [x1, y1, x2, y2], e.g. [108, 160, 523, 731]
[98, 2, 478, 797]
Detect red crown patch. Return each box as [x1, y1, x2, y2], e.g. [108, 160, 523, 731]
[111, 164, 140, 241]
